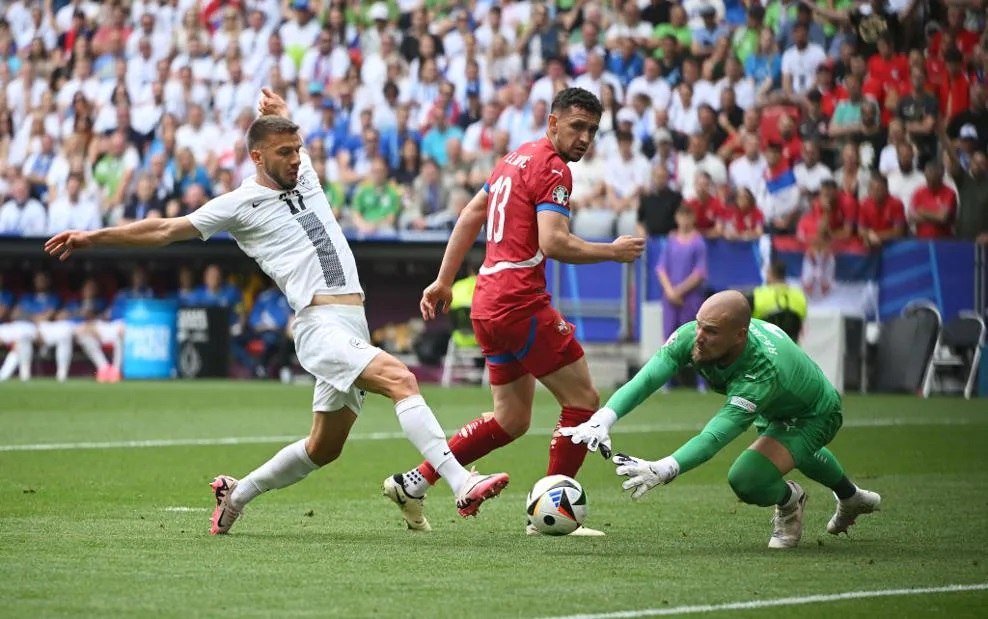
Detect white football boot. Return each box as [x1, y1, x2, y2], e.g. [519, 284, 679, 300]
[827, 488, 881, 535]
[768, 480, 807, 549]
[382, 474, 431, 532]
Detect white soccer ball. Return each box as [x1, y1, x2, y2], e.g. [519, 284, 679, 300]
[525, 474, 587, 536]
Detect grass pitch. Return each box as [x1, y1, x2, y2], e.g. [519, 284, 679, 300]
[1, 381, 987, 618]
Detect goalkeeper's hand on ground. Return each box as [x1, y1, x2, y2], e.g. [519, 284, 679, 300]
[612, 453, 680, 499]
[558, 408, 617, 459]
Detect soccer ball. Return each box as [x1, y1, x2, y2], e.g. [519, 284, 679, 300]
[525, 475, 587, 536]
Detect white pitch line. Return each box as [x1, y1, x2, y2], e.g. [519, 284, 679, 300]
[541, 583, 988, 619]
[162, 506, 210, 512]
[0, 417, 981, 453]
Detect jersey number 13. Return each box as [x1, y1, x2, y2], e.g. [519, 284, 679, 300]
[486, 175, 512, 243]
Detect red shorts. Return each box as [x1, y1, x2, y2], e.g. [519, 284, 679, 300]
[472, 305, 585, 385]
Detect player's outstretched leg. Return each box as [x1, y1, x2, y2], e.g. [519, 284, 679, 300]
[210, 475, 241, 535]
[727, 448, 805, 548]
[385, 413, 515, 530]
[797, 447, 881, 535]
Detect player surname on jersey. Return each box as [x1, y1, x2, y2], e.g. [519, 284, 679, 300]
[502, 152, 533, 169]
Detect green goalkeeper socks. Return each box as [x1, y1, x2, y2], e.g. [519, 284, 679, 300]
[797, 447, 848, 491]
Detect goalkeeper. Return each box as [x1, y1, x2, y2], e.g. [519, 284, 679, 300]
[561, 290, 880, 548]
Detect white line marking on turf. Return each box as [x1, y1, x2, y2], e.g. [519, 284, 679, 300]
[0, 417, 982, 453]
[162, 507, 210, 512]
[540, 583, 988, 619]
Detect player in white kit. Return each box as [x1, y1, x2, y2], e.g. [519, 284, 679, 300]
[44, 87, 509, 535]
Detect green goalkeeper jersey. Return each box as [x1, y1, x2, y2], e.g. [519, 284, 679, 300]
[606, 319, 842, 472]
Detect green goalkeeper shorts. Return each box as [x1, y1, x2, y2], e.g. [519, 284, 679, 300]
[753, 409, 844, 467]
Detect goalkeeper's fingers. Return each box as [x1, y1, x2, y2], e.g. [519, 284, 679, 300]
[558, 426, 577, 437]
[599, 441, 612, 459]
[631, 483, 651, 500]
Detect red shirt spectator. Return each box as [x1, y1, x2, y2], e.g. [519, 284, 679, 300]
[939, 49, 971, 121]
[867, 47, 909, 90]
[910, 171, 957, 238]
[685, 193, 725, 236]
[858, 177, 906, 247]
[719, 187, 763, 240]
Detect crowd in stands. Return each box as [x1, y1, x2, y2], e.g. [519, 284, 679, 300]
[0, 0, 984, 245]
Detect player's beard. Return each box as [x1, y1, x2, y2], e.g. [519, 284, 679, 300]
[265, 161, 298, 190]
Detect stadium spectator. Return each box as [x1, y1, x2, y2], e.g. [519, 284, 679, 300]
[946, 84, 987, 152]
[0, 176, 46, 236]
[897, 66, 940, 162]
[728, 133, 767, 193]
[3, 271, 74, 382]
[745, 27, 781, 98]
[720, 186, 764, 241]
[781, 22, 826, 98]
[606, 129, 652, 235]
[757, 141, 801, 234]
[678, 133, 726, 199]
[233, 280, 293, 379]
[751, 260, 808, 340]
[351, 156, 401, 234]
[637, 164, 682, 237]
[570, 140, 611, 239]
[657, 204, 708, 357]
[886, 142, 926, 215]
[421, 106, 463, 167]
[798, 179, 855, 243]
[858, 175, 906, 248]
[941, 122, 988, 243]
[402, 157, 451, 231]
[64, 277, 120, 382]
[47, 172, 101, 234]
[793, 140, 833, 201]
[168, 147, 212, 200]
[627, 56, 673, 113]
[834, 141, 871, 202]
[909, 160, 957, 239]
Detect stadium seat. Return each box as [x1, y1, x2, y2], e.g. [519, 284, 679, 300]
[872, 300, 941, 396]
[930, 311, 986, 399]
[440, 306, 488, 388]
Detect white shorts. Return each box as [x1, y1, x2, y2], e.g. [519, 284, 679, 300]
[0, 321, 36, 344]
[93, 320, 123, 344]
[36, 320, 74, 345]
[293, 304, 381, 415]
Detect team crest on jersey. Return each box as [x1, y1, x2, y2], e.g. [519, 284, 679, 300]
[349, 337, 369, 349]
[296, 173, 311, 188]
[555, 319, 571, 335]
[551, 185, 569, 206]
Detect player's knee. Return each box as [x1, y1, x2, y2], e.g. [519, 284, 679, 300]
[495, 411, 531, 438]
[727, 450, 781, 507]
[386, 366, 420, 401]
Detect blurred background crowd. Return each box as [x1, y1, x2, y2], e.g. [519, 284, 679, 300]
[1, 0, 988, 381]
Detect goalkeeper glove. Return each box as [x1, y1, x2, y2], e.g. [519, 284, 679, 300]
[612, 453, 680, 499]
[558, 407, 617, 459]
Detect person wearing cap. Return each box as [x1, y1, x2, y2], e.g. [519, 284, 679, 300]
[279, 0, 321, 68]
[940, 121, 988, 243]
[946, 83, 987, 152]
[691, 5, 729, 60]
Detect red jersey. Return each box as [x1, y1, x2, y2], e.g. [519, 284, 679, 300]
[911, 185, 956, 238]
[472, 137, 571, 322]
[684, 194, 724, 231]
[940, 72, 971, 121]
[867, 54, 910, 88]
[719, 204, 763, 235]
[858, 195, 905, 233]
[819, 85, 848, 119]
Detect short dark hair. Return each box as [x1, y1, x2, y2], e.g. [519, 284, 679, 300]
[550, 87, 603, 117]
[247, 115, 300, 151]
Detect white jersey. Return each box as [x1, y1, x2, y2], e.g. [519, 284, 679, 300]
[187, 151, 363, 312]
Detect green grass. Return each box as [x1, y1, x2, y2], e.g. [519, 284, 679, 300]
[1, 382, 987, 618]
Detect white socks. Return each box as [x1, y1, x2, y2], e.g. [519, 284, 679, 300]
[0, 349, 18, 380]
[77, 333, 110, 370]
[54, 337, 72, 382]
[395, 395, 469, 493]
[229, 438, 319, 510]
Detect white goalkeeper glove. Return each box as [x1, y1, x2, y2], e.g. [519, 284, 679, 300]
[558, 408, 617, 459]
[612, 453, 680, 499]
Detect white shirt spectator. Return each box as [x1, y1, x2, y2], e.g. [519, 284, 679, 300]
[569, 151, 609, 208]
[683, 0, 726, 29]
[176, 121, 222, 163]
[729, 154, 767, 193]
[715, 76, 757, 110]
[4, 1, 32, 34]
[47, 194, 102, 235]
[794, 161, 833, 195]
[678, 153, 728, 199]
[299, 47, 351, 87]
[693, 79, 721, 110]
[886, 168, 926, 216]
[55, 75, 100, 111]
[163, 79, 211, 120]
[781, 43, 827, 95]
[126, 51, 158, 97]
[126, 28, 171, 62]
[16, 14, 57, 51]
[626, 75, 672, 111]
[605, 21, 653, 43]
[573, 71, 625, 105]
[246, 53, 297, 90]
[279, 18, 321, 52]
[0, 198, 47, 237]
[668, 95, 701, 135]
[55, 1, 100, 32]
[240, 0, 282, 27]
[529, 74, 571, 106]
[239, 25, 272, 63]
[474, 21, 516, 53]
[496, 104, 533, 151]
[5, 76, 48, 125]
[171, 53, 216, 85]
[213, 80, 257, 126]
[604, 151, 652, 198]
